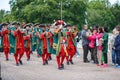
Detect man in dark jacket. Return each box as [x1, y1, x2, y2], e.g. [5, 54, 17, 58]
[81, 25, 90, 63]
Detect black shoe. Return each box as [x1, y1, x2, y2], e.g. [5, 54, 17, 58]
[69, 60, 74, 64]
[45, 60, 48, 65]
[84, 60, 90, 63]
[94, 62, 98, 64]
[58, 67, 63, 70]
[6, 59, 9, 61]
[61, 64, 64, 69]
[27, 56, 30, 61]
[19, 60, 23, 65]
[0, 77, 2, 80]
[16, 63, 19, 66]
[43, 62, 46, 65]
[67, 62, 69, 65]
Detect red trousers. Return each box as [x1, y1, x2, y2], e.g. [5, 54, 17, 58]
[25, 48, 30, 60]
[41, 49, 49, 63]
[66, 45, 76, 62]
[3, 48, 10, 59]
[56, 47, 66, 68]
[14, 48, 24, 64]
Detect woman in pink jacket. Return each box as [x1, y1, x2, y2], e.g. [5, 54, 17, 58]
[88, 28, 98, 64]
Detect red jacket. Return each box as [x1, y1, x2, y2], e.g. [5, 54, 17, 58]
[14, 30, 24, 49]
[1, 29, 10, 48]
[40, 32, 47, 49]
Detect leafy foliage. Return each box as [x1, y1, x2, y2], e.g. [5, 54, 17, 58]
[0, 0, 120, 31]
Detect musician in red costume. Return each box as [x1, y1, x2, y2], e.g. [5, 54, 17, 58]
[53, 20, 68, 70]
[24, 24, 31, 61]
[66, 25, 76, 65]
[46, 25, 53, 60]
[12, 22, 24, 66]
[57, 31, 67, 70]
[40, 26, 49, 65]
[1, 23, 10, 61]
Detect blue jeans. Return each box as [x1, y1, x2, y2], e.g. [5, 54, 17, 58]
[76, 48, 80, 56]
[116, 50, 120, 65]
[112, 49, 116, 64]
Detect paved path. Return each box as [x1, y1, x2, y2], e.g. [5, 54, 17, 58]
[0, 50, 120, 80]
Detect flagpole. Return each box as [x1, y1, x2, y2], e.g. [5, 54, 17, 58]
[61, 1, 62, 20]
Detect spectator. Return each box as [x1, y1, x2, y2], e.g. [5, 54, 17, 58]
[96, 27, 104, 66]
[109, 26, 119, 65]
[88, 28, 98, 64]
[81, 25, 90, 63]
[114, 26, 120, 68]
[102, 27, 109, 67]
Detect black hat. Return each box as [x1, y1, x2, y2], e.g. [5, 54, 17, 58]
[1, 23, 8, 26]
[27, 23, 33, 26]
[34, 23, 39, 26]
[12, 21, 20, 25]
[65, 24, 71, 27]
[39, 24, 45, 28]
[24, 24, 30, 29]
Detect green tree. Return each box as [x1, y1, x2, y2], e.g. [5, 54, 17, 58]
[0, 9, 5, 23]
[9, 0, 87, 30]
[110, 1, 120, 27]
[87, 0, 115, 30]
